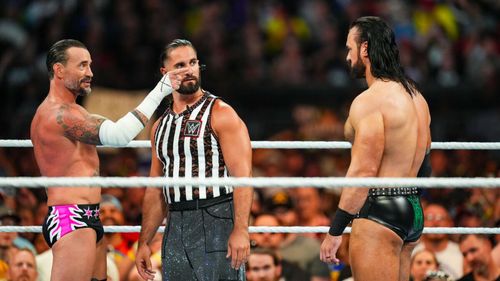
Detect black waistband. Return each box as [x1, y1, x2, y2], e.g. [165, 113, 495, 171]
[368, 187, 419, 197]
[48, 203, 100, 210]
[169, 193, 233, 211]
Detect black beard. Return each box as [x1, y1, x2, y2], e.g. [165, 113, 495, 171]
[177, 77, 201, 95]
[348, 59, 366, 79]
[474, 262, 489, 276]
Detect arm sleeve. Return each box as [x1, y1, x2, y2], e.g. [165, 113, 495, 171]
[98, 74, 174, 146]
[98, 113, 144, 146]
[136, 74, 173, 119]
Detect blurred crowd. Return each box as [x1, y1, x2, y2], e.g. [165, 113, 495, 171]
[0, 116, 499, 280]
[0, 0, 499, 139]
[0, 0, 499, 280]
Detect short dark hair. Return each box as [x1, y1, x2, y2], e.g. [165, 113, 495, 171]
[350, 16, 418, 96]
[160, 39, 196, 67]
[458, 233, 493, 245]
[248, 247, 281, 266]
[46, 39, 87, 79]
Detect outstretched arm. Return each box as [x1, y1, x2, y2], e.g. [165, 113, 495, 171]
[56, 69, 186, 146]
[212, 100, 253, 270]
[135, 120, 168, 281]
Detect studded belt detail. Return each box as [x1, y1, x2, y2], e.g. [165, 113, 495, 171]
[368, 187, 419, 197]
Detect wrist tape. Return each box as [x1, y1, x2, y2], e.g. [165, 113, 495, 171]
[328, 208, 355, 236]
[136, 74, 173, 119]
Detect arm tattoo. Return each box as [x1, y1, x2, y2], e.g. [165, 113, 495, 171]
[56, 104, 106, 145]
[131, 110, 148, 127]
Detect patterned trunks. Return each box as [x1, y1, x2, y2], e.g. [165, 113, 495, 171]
[42, 204, 104, 247]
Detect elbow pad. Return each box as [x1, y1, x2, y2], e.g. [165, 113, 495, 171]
[99, 113, 144, 146]
[417, 152, 432, 178]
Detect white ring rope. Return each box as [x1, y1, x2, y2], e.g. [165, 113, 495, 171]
[2, 139, 500, 150]
[1, 176, 499, 188]
[2, 141, 498, 237]
[1, 226, 498, 234]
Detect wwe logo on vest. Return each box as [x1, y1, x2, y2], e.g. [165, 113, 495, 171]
[184, 120, 202, 137]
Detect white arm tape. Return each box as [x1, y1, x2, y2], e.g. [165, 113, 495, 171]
[136, 74, 174, 119]
[99, 113, 144, 146]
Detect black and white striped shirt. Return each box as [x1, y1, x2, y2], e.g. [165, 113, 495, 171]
[154, 92, 232, 203]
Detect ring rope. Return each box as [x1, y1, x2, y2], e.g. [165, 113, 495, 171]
[1, 226, 498, 234]
[1, 176, 499, 188]
[2, 141, 498, 236]
[2, 140, 500, 150]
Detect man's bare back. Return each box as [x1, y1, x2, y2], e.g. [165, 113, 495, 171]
[31, 98, 101, 206]
[344, 80, 430, 178]
[321, 17, 431, 281]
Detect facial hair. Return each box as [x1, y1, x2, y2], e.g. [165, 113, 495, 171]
[472, 260, 489, 276]
[347, 58, 366, 79]
[177, 75, 201, 95]
[65, 76, 92, 96]
[17, 273, 32, 281]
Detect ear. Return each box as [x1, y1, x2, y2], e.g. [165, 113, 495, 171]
[53, 63, 64, 79]
[360, 41, 368, 58]
[160, 67, 167, 75]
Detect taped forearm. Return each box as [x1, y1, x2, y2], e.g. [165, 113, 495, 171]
[98, 74, 174, 147]
[136, 74, 173, 119]
[99, 112, 144, 146]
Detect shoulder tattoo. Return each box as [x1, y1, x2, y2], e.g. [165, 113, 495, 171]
[56, 104, 106, 145]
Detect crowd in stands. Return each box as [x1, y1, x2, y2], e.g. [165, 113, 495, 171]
[0, 0, 499, 280]
[0, 113, 498, 280]
[0, 0, 499, 139]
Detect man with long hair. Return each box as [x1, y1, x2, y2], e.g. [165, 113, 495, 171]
[320, 16, 432, 281]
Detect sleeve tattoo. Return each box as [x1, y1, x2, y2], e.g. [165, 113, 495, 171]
[56, 104, 106, 145]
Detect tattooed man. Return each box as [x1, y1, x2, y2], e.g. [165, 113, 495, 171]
[30, 39, 186, 281]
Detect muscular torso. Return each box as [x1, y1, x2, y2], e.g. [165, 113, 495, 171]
[31, 98, 101, 205]
[344, 81, 430, 177]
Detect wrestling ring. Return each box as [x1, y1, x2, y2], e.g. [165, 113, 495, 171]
[0, 139, 499, 235]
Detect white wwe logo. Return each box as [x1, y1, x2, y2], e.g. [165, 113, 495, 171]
[184, 120, 201, 137]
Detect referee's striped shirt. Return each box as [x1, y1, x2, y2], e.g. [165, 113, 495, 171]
[154, 92, 232, 204]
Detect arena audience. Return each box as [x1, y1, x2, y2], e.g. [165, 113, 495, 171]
[414, 203, 464, 279]
[0, 1, 498, 280]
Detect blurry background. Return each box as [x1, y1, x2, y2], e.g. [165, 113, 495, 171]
[0, 0, 499, 280]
